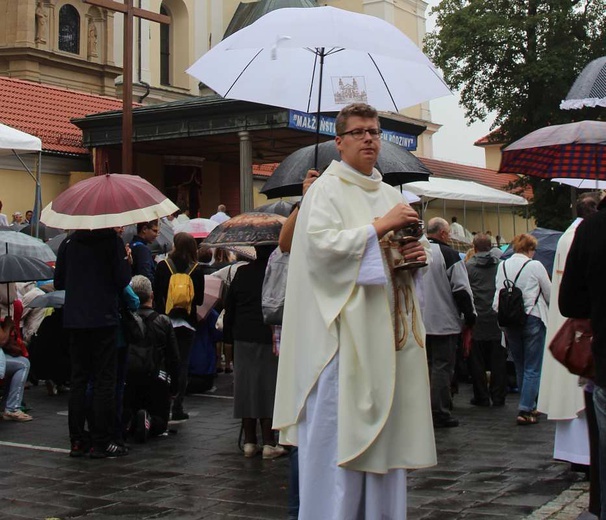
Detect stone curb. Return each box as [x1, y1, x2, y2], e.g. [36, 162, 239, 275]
[525, 482, 593, 520]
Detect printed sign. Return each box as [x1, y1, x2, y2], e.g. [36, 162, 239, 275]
[288, 110, 417, 150]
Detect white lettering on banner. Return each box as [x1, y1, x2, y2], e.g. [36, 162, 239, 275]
[383, 133, 415, 148]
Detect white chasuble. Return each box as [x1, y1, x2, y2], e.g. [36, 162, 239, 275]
[273, 160, 437, 473]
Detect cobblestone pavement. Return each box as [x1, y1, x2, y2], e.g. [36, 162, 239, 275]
[0, 376, 590, 519]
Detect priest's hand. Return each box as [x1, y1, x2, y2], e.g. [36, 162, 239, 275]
[398, 240, 427, 264]
[373, 203, 419, 239]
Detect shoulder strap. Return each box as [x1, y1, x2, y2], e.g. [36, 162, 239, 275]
[165, 258, 175, 275]
[512, 259, 532, 285]
[187, 263, 198, 276]
[143, 310, 159, 323]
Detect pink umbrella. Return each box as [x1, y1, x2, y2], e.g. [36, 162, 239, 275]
[173, 218, 219, 239]
[40, 174, 178, 230]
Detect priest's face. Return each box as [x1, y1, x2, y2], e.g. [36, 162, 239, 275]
[335, 116, 381, 175]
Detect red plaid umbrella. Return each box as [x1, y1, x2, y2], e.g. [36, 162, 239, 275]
[41, 174, 178, 230]
[499, 121, 606, 180]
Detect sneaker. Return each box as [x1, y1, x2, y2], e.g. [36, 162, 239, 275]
[46, 380, 58, 396]
[2, 410, 33, 422]
[89, 442, 129, 459]
[243, 443, 260, 458]
[171, 410, 189, 421]
[134, 409, 150, 443]
[262, 444, 287, 460]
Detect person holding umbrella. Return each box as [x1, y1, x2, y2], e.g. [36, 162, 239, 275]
[273, 103, 435, 519]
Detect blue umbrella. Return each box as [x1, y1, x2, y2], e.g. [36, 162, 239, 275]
[501, 228, 564, 277]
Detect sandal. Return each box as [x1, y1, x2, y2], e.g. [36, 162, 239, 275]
[516, 412, 538, 426]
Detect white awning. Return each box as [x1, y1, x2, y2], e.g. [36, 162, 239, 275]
[405, 177, 528, 206]
[0, 123, 42, 155]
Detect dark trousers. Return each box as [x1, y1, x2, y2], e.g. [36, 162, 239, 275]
[123, 374, 171, 436]
[426, 334, 459, 421]
[586, 390, 602, 517]
[173, 326, 195, 414]
[288, 447, 299, 520]
[68, 327, 117, 450]
[468, 339, 508, 405]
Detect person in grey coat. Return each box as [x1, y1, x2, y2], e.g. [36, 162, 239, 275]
[466, 233, 507, 407]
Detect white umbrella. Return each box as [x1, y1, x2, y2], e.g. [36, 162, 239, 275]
[174, 218, 219, 239]
[187, 6, 451, 114]
[560, 56, 606, 110]
[0, 231, 56, 263]
[551, 177, 606, 190]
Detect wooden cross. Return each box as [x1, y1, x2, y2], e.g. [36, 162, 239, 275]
[84, 0, 170, 175]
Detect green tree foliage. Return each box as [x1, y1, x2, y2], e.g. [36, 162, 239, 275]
[425, 0, 605, 230]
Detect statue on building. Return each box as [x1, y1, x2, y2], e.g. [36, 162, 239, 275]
[88, 20, 98, 58]
[35, 2, 47, 44]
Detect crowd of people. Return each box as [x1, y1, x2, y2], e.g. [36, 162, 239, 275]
[1, 102, 604, 519]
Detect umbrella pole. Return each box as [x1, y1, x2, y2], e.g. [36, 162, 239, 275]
[481, 202, 485, 233]
[497, 204, 501, 241]
[463, 201, 467, 231]
[313, 48, 326, 170]
[5, 284, 9, 319]
[525, 206, 529, 232]
[512, 205, 516, 236]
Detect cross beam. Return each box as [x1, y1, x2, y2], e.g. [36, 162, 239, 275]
[84, 0, 170, 175]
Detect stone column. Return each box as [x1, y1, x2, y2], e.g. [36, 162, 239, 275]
[238, 131, 253, 213]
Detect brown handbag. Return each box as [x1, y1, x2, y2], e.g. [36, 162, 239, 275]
[548, 318, 594, 379]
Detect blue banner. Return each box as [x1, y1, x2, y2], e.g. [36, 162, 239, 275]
[288, 110, 417, 151]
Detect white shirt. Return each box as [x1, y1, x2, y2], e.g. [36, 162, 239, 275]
[493, 252, 551, 326]
[210, 211, 230, 224]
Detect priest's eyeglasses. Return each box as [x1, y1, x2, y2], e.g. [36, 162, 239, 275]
[339, 128, 383, 140]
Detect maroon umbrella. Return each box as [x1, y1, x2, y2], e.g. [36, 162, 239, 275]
[499, 121, 606, 180]
[40, 174, 178, 230]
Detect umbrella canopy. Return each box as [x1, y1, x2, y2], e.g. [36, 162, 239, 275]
[0, 253, 54, 283]
[204, 213, 286, 247]
[174, 218, 219, 239]
[40, 174, 179, 230]
[0, 123, 42, 155]
[28, 290, 65, 309]
[501, 228, 563, 277]
[0, 231, 56, 262]
[551, 177, 606, 190]
[20, 223, 63, 242]
[260, 140, 432, 198]
[499, 121, 606, 180]
[47, 232, 67, 255]
[560, 56, 606, 110]
[252, 201, 295, 217]
[187, 6, 450, 115]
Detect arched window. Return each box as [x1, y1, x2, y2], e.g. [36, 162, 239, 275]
[160, 5, 170, 85]
[58, 4, 80, 54]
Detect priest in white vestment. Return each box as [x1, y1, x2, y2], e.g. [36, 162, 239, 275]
[538, 194, 600, 469]
[273, 103, 436, 520]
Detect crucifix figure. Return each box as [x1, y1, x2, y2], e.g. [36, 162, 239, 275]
[84, 0, 170, 175]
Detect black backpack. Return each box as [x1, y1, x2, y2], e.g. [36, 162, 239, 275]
[127, 311, 160, 376]
[497, 260, 532, 328]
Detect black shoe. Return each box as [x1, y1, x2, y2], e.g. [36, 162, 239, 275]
[470, 398, 491, 407]
[434, 417, 459, 428]
[134, 409, 150, 443]
[171, 410, 189, 421]
[89, 442, 129, 459]
[492, 400, 505, 407]
[69, 440, 88, 458]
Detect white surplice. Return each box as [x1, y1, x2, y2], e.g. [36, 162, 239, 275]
[273, 160, 436, 519]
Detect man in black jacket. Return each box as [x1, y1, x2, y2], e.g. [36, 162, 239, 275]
[560, 197, 606, 520]
[55, 229, 131, 458]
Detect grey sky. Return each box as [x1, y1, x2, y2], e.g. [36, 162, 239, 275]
[425, 0, 495, 168]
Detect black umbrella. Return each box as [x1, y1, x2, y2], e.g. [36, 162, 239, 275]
[0, 248, 55, 317]
[28, 290, 65, 309]
[260, 140, 432, 198]
[252, 201, 295, 217]
[20, 223, 63, 242]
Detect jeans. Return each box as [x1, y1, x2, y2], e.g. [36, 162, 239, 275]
[2, 355, 30, 412]
[505, 315, 546, 413]
[426, 334, 459, 421]
[593, 386, 606, 520]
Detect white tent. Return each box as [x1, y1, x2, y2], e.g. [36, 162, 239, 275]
[0, 123, 43, 236]
[404, 177, 528, 206]
[0, 123, 42, 155]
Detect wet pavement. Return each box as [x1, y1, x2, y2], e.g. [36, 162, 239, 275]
[0, 375, 589, 519]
